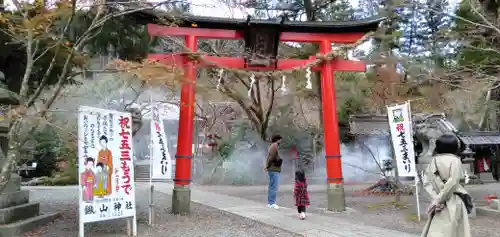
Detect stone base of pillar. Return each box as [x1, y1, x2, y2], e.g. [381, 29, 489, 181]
[0, 174, 60, 237]
[171, 185, 191, 214]
[327, 182, 346, 212]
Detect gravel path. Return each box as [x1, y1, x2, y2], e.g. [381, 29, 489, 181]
[198, 184, 500, 237]
[23, 186, 301, 237]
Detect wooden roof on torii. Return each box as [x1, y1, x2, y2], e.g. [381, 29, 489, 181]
[131, 10, 385, 34]
[131, 10, 385, 70]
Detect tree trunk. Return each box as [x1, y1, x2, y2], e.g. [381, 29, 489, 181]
[0, 118, 21, 193]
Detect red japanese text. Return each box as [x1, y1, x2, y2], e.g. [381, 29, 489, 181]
[119, 116, 132, 195]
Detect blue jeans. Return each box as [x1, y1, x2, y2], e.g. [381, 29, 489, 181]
[267, 171, 280, 205]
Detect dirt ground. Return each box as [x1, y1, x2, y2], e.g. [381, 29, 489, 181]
[23, 186, 300, 237]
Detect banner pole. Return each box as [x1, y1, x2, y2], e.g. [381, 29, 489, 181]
[406, 101, 421, 222]
[415, 174, 421, 221]
[149, 94, 154, 226]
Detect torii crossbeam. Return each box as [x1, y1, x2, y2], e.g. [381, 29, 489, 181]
[141, 13, 384, 214]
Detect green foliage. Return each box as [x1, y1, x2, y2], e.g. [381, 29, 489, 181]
[70, 11, 157, 61]
[338, 97, 364, 124]
[53, 133, 78, 184]
[0, 21, 73, 94]
[215, 120, 256, 162]
[18, 125, 78, 184]
[323, 0, 356, 21]
[0, 7, 158, 95]
[18, 126, 61, 177]
[216, 141, 233, 162]
[453, 0, 500, 71]
[51, 174, 77, 185]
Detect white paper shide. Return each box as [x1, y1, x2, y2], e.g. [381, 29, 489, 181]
[386, 102, 417, 177]
[150, 104, 172, 179]
[77, 106, 137, 223]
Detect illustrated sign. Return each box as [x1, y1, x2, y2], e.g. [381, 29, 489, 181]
[150, 104, 172, 179]
[77, 106, 137, 223]
[386, 102, 417, 177]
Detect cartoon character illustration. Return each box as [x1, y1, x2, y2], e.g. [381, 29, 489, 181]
[392, 108, 404, 123]
[80, 157, 96, 203]
[97, 135, 113, 195]
[93, 162, 107, 197]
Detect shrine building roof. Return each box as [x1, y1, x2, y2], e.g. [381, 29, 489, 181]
[348, 113, 457, 136]
[348, 114, 389, 136]
[132, 10, 385, 34]
[457, 132, 500, 146]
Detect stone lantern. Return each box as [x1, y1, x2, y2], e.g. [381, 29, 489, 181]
[462, 145, 475, 164]
[0, 85, 19, 161]
[461, 145, 481, 185]
[0, 82, 59, 235]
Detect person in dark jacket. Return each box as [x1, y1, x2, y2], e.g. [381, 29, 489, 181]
[265, 135, 283, 209]
[294, 169, 310, 219]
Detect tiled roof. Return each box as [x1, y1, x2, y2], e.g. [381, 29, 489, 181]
[348, 113, 457, 136]
[349, 115, 389, 135]
[457, 132, 500, 145]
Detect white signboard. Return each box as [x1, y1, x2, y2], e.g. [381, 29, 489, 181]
[150, 104, 173, 179]
[77, 106, 137, 229]
[386, 102, 417, 177]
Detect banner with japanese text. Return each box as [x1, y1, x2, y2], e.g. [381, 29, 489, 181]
[150, 104, 172, 179]
[77, 106, 137, 223]
[386, 102, 417, 177]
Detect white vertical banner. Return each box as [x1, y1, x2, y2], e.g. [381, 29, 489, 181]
[78, 106, 137, 236]
[150, 104, 173, 179]
[386, 102, 417, 177]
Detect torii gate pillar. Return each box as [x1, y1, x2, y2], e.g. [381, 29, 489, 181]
[319, 40, 345, 211]
[146, 15, 383, 213]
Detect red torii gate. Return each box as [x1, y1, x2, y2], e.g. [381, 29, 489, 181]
[145, 15, 383, 213]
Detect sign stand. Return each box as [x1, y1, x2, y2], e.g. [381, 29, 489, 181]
[127, 216, 137, 236]
[77, 106, 138, 236]
[79, 219, 84, 237]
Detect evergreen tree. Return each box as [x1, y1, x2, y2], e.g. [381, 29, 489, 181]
[356, 0, 382, 18]
[454, 0, 500, 72]
[452, 0, 500, 130]
[320, 0, 356, 21]
[419, 0, 451, 68]
[398, 0, 422, 62]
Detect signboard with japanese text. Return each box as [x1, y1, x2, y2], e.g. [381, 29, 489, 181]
[150, 104, 172, 179]
[77, 106, 137, 224]
[386, 102, 417, 177]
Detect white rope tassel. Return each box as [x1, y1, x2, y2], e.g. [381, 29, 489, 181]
[248, 73, 256, 97]
[305, 66, 312, 89]
[281, 75, 287, 93]
[464, 170, 470, 184]
[217, 68, 224, 91]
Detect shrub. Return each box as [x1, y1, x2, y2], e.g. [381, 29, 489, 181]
[18, 126, 60, 178]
